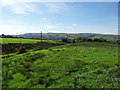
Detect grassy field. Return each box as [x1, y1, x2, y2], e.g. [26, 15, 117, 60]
[1, 38, 57, 44]
[2, 41, 119, 88]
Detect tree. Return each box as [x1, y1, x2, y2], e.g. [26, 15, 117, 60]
[61, 37, 70, 43]
[1, 34, 5, 38]
[72, 39, 76, 43]
[76, 37, 82, 42]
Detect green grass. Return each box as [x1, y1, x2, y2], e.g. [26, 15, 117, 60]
[42, 42, 118, 66]
[1, 38, 58, 44]
[2, 42, 119, 88]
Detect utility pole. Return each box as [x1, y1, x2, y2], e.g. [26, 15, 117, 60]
[20, 37, 21, 45]
[40, 31, 42, 49]
[41, 31, 42, 42]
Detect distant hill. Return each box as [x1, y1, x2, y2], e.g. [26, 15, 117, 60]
[13, 33, 119, 41]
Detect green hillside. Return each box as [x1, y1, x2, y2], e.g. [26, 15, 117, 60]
[2, 41, 119, 88]
[13, 33, 119, 41]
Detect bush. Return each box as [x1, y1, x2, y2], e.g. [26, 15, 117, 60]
[93, 38, 108, 42]
[17, 46, 27, 54]
[72, 39, 76, 43]
[61, 37, 71, 43]
[76, 37, 82, 42]
[8, 73, 30, 88]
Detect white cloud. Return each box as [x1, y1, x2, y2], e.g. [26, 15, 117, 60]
[1, 0, 20, 6]
[1, 0, 72, 14]
[0, 24, 59, 35]
[44, 2, 70, 13]
[72, 24, 77, 26]
[1, 0, 119, 5]
[1, 0, 38, 14]
[0, 24, 118, 35]
[1, 0, 118, 14]
[66, 26, 73, 29]
[1, 0, 119, 4]
[66, 24, 77, 29]
[77, 25, 118, 35]
[11, 4, 36, 14]
[42, 17, 47, 20]
[0, 25, 34, 34]
[28, 30, 60, 33]
[44, 25, 59, 29]
[46, 30, 60, 33]
[0, 25, 27, 30]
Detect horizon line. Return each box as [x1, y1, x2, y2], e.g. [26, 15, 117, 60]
[1, 32, 118, 35]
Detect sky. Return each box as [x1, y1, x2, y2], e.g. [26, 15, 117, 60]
[0, 0, 119, 35]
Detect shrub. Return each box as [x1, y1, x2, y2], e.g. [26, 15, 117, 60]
[17, 46, 27, 54]
[93, 38, 107, 42]
[72, 39, 76, 43]
[76, 37, 82, 42]
[61, 37, 71, 43]
[8, 73, 30, 88]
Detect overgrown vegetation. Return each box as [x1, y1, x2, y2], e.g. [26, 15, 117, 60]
[17, 46, 27, 54]
[1, 38, 63, 55]
[2, 37, 119, 88]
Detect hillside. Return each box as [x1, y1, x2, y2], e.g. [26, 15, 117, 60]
[13, 33, 119, 41]
[2, 42, 119, 88]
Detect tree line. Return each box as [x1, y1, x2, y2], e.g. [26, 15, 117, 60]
[61, 37, 109, 43]
[0, 34, 23, 38]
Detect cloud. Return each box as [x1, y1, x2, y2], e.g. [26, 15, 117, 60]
[42, 17, 47, 20]
[44, 2, 70, 13]
[46, 30, 60, 33]
[0, 25, 27, 30]
[0, 24, 117, 35]
[72, 24, 77, 26]
[28, 30, 60, 33]
[66, 26, 73, 29]
[0, 24, 59, 35]
[1, 0, 20, 6]
[1, 0, 38, 14]
[1, 0, 118, 5]
[1, 0, 118, 14]
[76, 25, 118, 35]
[0, 25, 34, 34]
[11, 3, 37, 14]
[44, 25, 59, 29]
[1, 0, 71, 14]
[66, 24, 77, 29]
[0, 25, 26, 35]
